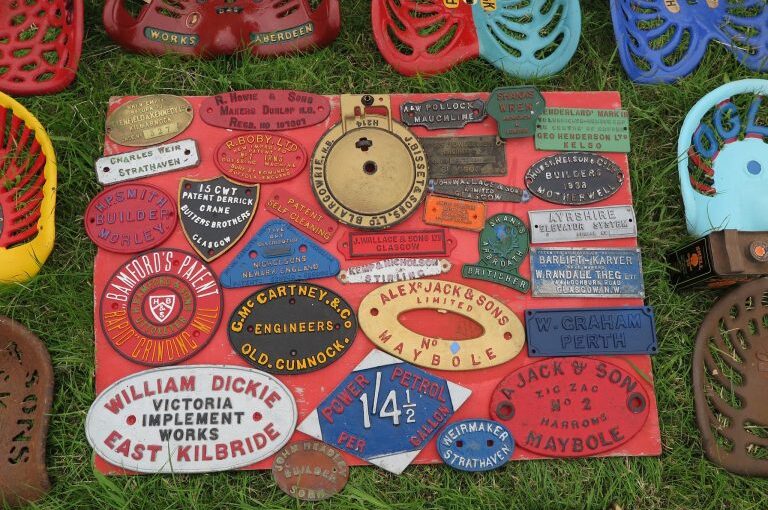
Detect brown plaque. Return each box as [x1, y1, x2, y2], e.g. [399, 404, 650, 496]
[423, 195, 486, 231]
[694, 278, 768, 476]
[272, 440, 349, 501]
[421, 136, 507, 179]
[106, 95, 194, 147]
[0, 316, 53, 507]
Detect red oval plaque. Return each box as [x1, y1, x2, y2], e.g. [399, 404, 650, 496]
[85, 183, 177, 254]
[200, 90, 331, 131]
[99, 249, 222, 366]
[489, 357, 650, 458]
[215, 133, 308, 184]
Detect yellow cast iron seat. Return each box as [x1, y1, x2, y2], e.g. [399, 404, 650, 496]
[0, 92, 56, 283]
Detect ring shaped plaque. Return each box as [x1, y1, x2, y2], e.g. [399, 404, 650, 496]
[525, 153, 624, 205]
[0, 316, 54, 507]
[100, 249, 222, 366]
[490, 357, 651, 458]
[311, 95, 428, 230]
[358, 279, 524, 371]
[106, 95, 194, 147]
[200, 90, 331, 131]
[693, 278, 768, 476]
[228, 283, 357, 375]
[86, 365, 297, 473]
[272, 440, 349, 501]
[215, 133, 307, 184]
[85, 183, 177, 254]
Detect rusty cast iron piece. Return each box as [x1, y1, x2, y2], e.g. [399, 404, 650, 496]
[525, 153, 625, 206]
[463, 213, 530, 293]
[429, 178, 529, 203]
[99, 249, 223, 366]
[490, 357, 651, 457]
[423, 195, 486, 232]
[437, 419, 514, 472]
[201, 90, 331, 131]
[400, 98, 487, 130]
[106, 95, 194, 147]
[85, 183, 177, 254]
[0, 316, 53, 507]
[338, 229, 457, 260]
[86, 365, 297, 473]
[95, 139, 200, 186]
[103, 0, 340, 58]
[178, 176, 259, 262]
[529, 206, 637, 244]
[272, 441, 349, 501]
[421, 136, 506, 179]
[311, 95, 428, 230]
[338, 258, 452, 284]
[228, 282, 356, 375]
[358, 279, 525, 371]
[667, 230, 768, 290]
[215, 132, 307, 184]
[264, 188, 338, 244]
[694, 278, 768, 476]
[297, 349, 471, 474]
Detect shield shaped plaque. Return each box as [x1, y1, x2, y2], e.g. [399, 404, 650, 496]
[179, 176, 259, 262]
[149, 295, 176, 323]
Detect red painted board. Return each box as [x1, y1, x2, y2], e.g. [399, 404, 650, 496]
[94, 91, 660, 474]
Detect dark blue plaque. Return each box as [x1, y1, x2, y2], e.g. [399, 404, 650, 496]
[526, 307, 658, 357]
[530, 247, 645, 298]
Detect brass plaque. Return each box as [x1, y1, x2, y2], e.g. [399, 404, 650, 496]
[106, 95, 194, 147]
[421, 136, 506, 179]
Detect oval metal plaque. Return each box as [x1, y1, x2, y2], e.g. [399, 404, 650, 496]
[86, 365, 297, 473]
[215, 133, 308, 184]
[489, 358, 651, 457]
[85, 183, 177, 254]
[99, 249, 222, 366]
[358, 279, 524, 371]
[525, 153, 624, 205]
[437, 419, 514, 472]
[200, 90, 331, 130]
[106, 95, 194, 147]
[228, 283, 357, 375]
[272, 440, 349, 501]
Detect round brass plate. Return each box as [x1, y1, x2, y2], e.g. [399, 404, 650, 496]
[106, 95, 194, 147]
[311, 122, 428, 230]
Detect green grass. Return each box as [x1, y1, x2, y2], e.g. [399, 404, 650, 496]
[2, 1, 768, 508]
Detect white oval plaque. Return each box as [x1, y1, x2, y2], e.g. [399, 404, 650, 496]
[86, 365, 297, 473]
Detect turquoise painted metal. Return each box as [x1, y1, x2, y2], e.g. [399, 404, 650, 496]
[678, 79, 768, 237]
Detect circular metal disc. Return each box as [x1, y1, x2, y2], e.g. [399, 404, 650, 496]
[311, 122, 428, 230]
[272, 440, 349, 501]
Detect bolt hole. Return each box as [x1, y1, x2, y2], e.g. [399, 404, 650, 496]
[371, 308, 379, 316]
[103, 167, 110, 173]
[299, 245, 307, 253]
[249, 251, 258, 259]
[289, 297, 296, 305]
[253, 412, 262, 422]
[486, 440, 494, 447]
[456, 440, 464, 448]
[504, 332, 512, 340]
[363, 161, 378, 175]
[126, 415, 136, 425]
[290, 349, 298, 356]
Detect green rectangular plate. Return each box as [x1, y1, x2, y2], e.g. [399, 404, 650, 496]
[535, 108, 630, 153]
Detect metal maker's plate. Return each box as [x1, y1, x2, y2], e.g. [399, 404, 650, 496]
[220, 219, 339, 288]
[99, 249, 223, 366]
[215, 132, 307, 184]
[297, 350, 471, 474]
[358, 279, 525, 371]
[228, 283, 356, 375]
[264, 188, 338, 244]
[535, 108, 631, 153]
[337, 229, 457, 260]
[86, 366, 297, 473]
[106, 95, 194, 147]
[525, 153, 625, 206]
[178, 176, 259, 262]
[95, 139, 200, 185]
[526, 307, 658, 357]
[400, 98, 486, 130]
[423, 195, 486, 231]
[487, 87, 545, 139]
[490, 358, 651, 457]
[338, 258, 451, 284]
[528, 206, 637, 244]
[429, 178, 528, 202]
[421, 136, 506, 179]
[85, 183, 177, 254]
[200, 90, 331, 130]
[437, 419, 514, 472]
[272, 441, 349, 501]
[530, 247, 645, 298]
